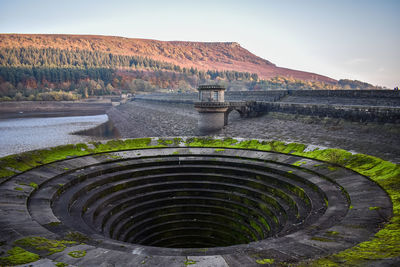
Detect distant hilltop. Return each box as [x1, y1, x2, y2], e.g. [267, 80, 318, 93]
[0, 34, 336, 83]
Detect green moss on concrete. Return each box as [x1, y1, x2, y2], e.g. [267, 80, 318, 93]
[55, 262, 68, 267]
[215, 148, 225, 152]
[0, 143, 90, 178]
[0, 138, 156, 181]
[14, 186, 24, 191]
[0, 137, 398, 265]
[250, 220, 264, 238]
[14, 236, 76, 255]
[113, 183, 126, 192]
[184, 138, 400, 265]
[186, 137, 238, 147]
[157, 138, 174, 146]
[256, 258, 275, 264]
[89, 138, 153, 153]
[46, 221, 61, 227]
[0, 246, 40, 266]
[291, 149, 399, 266]
[369, 206, 381, 211]
[184, 258, 197, 265]
[68, 250, 86, 258]
[173, 137, 183, 145]
[64, 231, 89, 243]
[29, 182, 38, 189]
[292, 161, 307, 167]
[326, 231, 340, 236]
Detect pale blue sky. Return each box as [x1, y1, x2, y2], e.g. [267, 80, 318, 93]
[0, 0, 399, 87]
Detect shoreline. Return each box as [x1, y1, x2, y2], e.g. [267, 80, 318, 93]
[0, 100, 112, 119]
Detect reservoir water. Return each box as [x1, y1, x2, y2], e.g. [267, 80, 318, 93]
[0, 114, 109, 157]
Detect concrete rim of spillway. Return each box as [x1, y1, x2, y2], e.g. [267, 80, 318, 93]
[0, 136, 394, 266]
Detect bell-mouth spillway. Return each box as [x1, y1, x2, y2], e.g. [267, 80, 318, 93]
[48, 149, 333, 249]
[0, 137, 393, 266]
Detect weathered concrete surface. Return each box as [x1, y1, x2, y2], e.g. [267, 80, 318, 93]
[107, 101, 400, 163]
[0, 143, 392, 266]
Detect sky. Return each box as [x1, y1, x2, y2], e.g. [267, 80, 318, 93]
[0, 0, 399, 88]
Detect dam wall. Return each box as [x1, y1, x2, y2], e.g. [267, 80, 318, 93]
[256, 102, 400, 123]
[136, 90, 400, 106]
[135, 90, 400, 123]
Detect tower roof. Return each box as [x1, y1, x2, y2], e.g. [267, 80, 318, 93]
[198, 85, 226, 91]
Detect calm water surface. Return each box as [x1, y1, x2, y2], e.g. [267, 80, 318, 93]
[0, 114, 108, 157]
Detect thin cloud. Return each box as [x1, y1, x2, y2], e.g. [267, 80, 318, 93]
[345, 58, 370, 65]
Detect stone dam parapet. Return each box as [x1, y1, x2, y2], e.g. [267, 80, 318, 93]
[134, 90, 400, 123]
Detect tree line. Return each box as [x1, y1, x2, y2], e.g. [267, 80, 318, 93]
[0, 47, 381, 100]
[0, 47, 258, 82]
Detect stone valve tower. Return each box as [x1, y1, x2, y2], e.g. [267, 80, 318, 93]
[194, 85, 229, 134]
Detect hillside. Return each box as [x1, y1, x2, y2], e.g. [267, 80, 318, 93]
[0, 34, 335, 83]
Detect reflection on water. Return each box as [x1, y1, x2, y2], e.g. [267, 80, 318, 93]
[73, 119, 120, 138]
[0, 114, 109, 157]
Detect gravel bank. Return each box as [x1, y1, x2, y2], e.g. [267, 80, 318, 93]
[108, 100, 400, 163]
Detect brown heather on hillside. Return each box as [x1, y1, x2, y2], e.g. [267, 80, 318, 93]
[0, 34, 336, 83]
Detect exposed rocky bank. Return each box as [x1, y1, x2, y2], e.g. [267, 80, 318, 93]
[107, 101, 400, 164]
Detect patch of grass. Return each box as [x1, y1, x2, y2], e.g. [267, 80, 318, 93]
[0, 139, 159, 181]
[369, 206, 381, 211]
[256, 258, 275, 264]
[68, 250, 86, 258]
[0, 246, 40, 266]
[55, 262, 68, 267]
[14, 186, 24, 191]
[214, 148, 225, 152]
[326, 231, 340, 236]
[64, 231, 89, 243]
[45, 221, 61, 227]
[14, 236, 76, 255]
[292, 161, 307, 166]
[157, 138, 174, 146]
[113, 183, 126, 192]
[184, 258, 197, 265]
[89, 138, 153, 153]
[186, 137, 238, 148]
[29, 182, 38, 189]
[173, 137, 183, 145]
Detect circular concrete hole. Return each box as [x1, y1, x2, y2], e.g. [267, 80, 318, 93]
[46, 149, 338, 249]
[2, 138, 391, 265]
